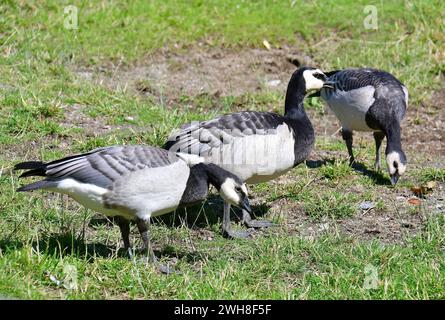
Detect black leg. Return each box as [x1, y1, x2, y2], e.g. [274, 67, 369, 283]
[342, 129, 354, 165]
[135, 218, 155, 262]
[136, 218, 173, 274]
[116, 216, 132, 258]
[373, 131, 385, 172]
[242, 209, 275, 228]
[222, 202, 251, 239]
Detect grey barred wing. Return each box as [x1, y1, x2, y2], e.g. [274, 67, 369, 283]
[163, 111, 285, 157]
[325, 68, 405, 94]
[43, 146, 177, 188]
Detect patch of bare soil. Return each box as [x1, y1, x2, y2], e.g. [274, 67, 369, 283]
[403, 89, 445, 164]
[262, 178, 444, 245]
[75, 46, 314, 101]
[60, 103, 117, 135]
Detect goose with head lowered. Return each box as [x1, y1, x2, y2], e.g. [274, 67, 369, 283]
[14, 145, 251, 273]
[164, 67, 334, 238]
[314, 68, 408, 185]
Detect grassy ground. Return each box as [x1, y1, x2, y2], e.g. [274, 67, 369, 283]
[0, 1, 444, 299]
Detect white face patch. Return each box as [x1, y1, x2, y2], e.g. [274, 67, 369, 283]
[386, 151, 406, 175]
[241, 184, 248, 196]
[303, 69, 325, 91]
[219, 178, 241, 205]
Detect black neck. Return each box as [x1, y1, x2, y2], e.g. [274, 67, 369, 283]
[284, 80, 307, 117]
[384, 124, 403, 154]
[283, 80, 312, 133]
[283, 75, 315, 166]
[179, 163, 229, 207]
[179, 164, 210, 207]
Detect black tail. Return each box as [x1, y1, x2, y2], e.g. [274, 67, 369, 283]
[163, 140, 176, 151]
[16, 180, 56, 192]
[14, 161, 55, 192]
[14, 161, 47, 178]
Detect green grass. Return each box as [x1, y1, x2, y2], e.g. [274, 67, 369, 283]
[1, 212, 445, 299]
[1, 0, 445, 299]
[419, 168, 445, 183]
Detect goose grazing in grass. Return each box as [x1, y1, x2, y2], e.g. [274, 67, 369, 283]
[14, 145, 251, 273]
[316, 68, 408, 184]
[164, 67, 334, 238]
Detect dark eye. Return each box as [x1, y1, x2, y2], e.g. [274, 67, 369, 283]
[313, 73, 326, 80]
[393, 161, 398, 169]
[235, 186, 242, 193]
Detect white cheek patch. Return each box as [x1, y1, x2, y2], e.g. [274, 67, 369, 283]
[303, 69, 324, 91]
[386, 151, 406, 175]
[241, 184, 248, 197]
[398, 162, 407, 175]
[220, 178, 240, 205]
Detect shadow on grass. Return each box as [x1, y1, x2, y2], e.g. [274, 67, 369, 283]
[351, 162, 391, 186]
[153, 194, 272, 229]
[0, 233, 116, 261]
[0, 197, 271, 262]
[306, 158, 391, 186]
[155, 244, 208, 263]
[89, 195, 272, 230]
[0, 239, 24, 252]
[305, 159, 326, 168]
[33, 233, 115, 260]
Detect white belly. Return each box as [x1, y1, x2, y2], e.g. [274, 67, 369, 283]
[205, 124, 296, 183]
[246, 169, 291, 184]
[105, 161, 190, 220]
[49, 178, 131, 219]
[322, 86, 376, 132]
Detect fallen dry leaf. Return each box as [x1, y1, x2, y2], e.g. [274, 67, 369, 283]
[408, 198, 421, 205]
[411, 186, 423, 196]
[411, 181, 437, 197]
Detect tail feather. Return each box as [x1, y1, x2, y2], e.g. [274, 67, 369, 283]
[163, 140, 176, 151]
[14, 161, 45, 170]
[19, 169, 46, 178]
[16, 180, 57, 192]
[14, 161, 47, 178]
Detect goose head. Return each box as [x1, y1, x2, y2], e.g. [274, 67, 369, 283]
[386, 150, 407, 185]
[290, 67, 335, 94]
[219, 177, 251, 213]
[205, 164, 251, 213]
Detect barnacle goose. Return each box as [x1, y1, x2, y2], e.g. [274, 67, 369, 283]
[164, 67, 334, 237]
[14, 145, 251, 272]
[317, 68, 408, 184]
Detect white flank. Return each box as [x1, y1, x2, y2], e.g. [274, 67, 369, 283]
[104, 160, 191, 220]
[49, 178, 118, 216]
[322, 85, 376, 131]
[204, 123, 296, 183]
